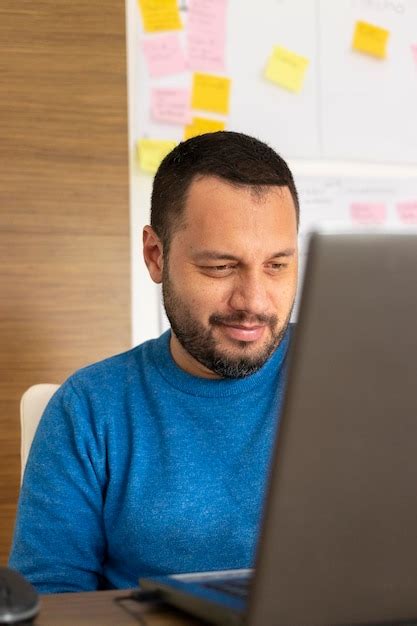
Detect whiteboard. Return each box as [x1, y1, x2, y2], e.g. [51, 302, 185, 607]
[126, 0, 417, 344]
[131, 0, 417, 164]
[320, 0, 417, 163]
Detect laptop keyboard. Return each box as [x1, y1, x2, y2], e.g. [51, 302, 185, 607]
[202, 574, 252, 598]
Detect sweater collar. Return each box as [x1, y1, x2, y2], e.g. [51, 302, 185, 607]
[149, 325, 293, 398]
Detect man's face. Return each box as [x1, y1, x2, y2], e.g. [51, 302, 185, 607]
[160, 176, 298, 379]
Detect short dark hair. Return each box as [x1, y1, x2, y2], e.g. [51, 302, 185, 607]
[151, 131, 299, 254]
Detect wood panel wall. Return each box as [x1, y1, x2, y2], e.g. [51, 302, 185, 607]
[0, 1, 131, 564]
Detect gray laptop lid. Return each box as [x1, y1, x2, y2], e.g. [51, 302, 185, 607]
[249, 231, 417, 626]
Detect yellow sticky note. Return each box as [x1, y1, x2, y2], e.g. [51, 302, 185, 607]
[138, 0, 182, 33]
[136, 139, 177, 173]
[184, 117, 226, 140]
[191, 73, 231, 115]
[352, 21, 389, 59]
[265, 46, 309, 93]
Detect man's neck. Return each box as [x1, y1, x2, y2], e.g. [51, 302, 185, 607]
[169, 333, 221, 380]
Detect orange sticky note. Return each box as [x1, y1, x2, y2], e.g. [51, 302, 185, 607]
[136, 139, 177, 173]
[191, 73, 231, 115]
[352, 21, 389, 59]
[184, 116, 225, 140]
[265, 46, 309, 93]
[138, 0, 182, 33]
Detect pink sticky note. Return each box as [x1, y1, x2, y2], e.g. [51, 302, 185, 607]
[151, 88, 191, 124]
[186, 0, 227, 73]
[142, 34, 186, 77]
[411, 44, 417, 68]
[397, 201, 417, 224]
[350, 202, 387, 224]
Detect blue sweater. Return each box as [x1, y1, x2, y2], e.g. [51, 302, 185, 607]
[9, 327, 293, 593]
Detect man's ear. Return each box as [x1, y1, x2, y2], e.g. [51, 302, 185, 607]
[143, 226, 164, 284]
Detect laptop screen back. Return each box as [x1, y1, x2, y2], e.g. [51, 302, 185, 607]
[249, 231, 417, 626]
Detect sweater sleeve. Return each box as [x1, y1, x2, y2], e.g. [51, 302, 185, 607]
[8, 378, 107, 593]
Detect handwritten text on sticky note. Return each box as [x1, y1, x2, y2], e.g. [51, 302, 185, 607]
[350, 202, 387, 224]
[352, 21, 389, 59]
[265, 46, 309, 93]
[191, 73, 231, 115]
[187, 0, 227, 73]
[142, 34, 185, 77]
[151, 88, 190, 125]
[138, 0, 182, 33]
[184, 117, 225, 140]
[137, 139, 177, 173]
[397, 201, 417, 224]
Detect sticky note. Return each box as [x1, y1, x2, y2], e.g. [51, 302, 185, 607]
[136, 139, 177, 173]
[397, 201, 417, 224]
[352, 21, 389, 59]
[191, 73, 231, 115]
[264, 46, 309, 93]
[142, 34, 185, 77]
[151, 88, 191, 125]
[138, 0, 182, 33]
[184, 117, 225, 140]
[350, 202, 386, 225]
[187, 0, 227, 73]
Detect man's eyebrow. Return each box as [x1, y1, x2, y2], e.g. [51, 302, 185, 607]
[192, 248, 296, 262]
[193, 251, 240, 262]
[269, 248, 296, 258]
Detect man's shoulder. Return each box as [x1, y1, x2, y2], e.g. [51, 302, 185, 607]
[67, 332, 168, 390]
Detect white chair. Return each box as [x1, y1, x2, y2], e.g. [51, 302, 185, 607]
[20, 384, 59, 482]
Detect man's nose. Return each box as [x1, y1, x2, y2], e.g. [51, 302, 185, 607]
[228, 271, 269, 315]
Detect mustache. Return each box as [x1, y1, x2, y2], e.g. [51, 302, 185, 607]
[209, 312, 278, 327]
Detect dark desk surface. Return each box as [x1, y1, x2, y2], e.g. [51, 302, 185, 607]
[37, 589, 205, 626]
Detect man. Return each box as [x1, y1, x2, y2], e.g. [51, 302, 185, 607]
[9, 131, 299, 592]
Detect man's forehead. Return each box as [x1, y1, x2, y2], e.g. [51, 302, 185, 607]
[177, 207, 297, 265]
[185, 174, 292, 200]
[182, 176, 296, 224]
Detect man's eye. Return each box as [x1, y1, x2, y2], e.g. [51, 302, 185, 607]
[269, 263, 287, 271]
[203, 265, 233, 273]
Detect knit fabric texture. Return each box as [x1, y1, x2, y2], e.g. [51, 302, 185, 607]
[9, 326, 293, 592]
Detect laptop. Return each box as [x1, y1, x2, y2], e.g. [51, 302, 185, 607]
[140, 228, 417, 626]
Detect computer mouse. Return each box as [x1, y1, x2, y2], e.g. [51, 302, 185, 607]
[0, 567, 40, 624]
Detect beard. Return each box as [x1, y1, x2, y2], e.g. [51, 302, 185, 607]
[162, 266, 291, 379]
